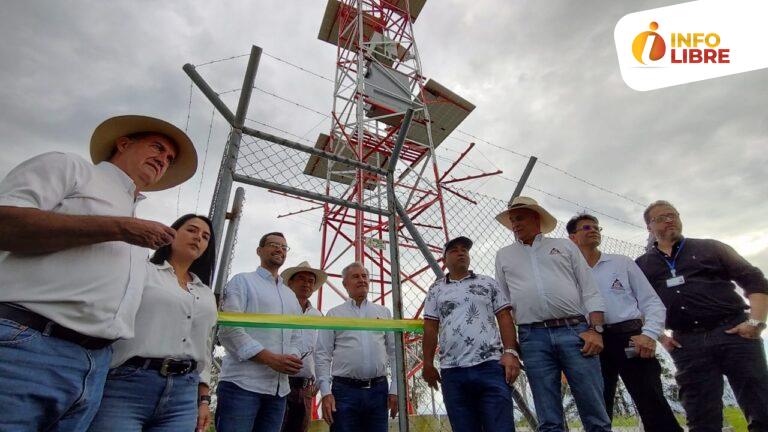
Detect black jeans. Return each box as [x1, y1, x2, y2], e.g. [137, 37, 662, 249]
[600, 328, 682, 432]
[671, 318, 768, 432]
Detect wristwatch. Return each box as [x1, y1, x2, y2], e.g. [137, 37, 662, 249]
[589, 324, 605, 334]
[746, 318, 767, 330]
[503, 348, 520, 359]
[198, 395, 212, 405]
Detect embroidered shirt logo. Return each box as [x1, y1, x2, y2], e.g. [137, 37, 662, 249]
[549, 248, 562, 255]
[611, 279, 625, 290]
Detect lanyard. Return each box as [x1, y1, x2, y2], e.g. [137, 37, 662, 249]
[659, 238, 686, 277]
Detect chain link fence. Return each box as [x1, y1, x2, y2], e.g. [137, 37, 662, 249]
[220, 141, 689, 431]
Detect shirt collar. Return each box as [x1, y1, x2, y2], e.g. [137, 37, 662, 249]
[445, 270, 477, 284]
[515, 233, 543, 246]
[348, 298, 368, 309]
[96, 161, 145, 201]
[653, 237, 685, 258]
[154, 260, 205, 287]
[256, 266, 282, 284]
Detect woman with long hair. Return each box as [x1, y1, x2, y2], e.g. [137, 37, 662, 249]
[89, 214, 218, 432]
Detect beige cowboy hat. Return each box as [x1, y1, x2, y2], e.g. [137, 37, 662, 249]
[90, 115, 198, 191]
[281, 261, 328, 291]
[495, 196, 558, 234]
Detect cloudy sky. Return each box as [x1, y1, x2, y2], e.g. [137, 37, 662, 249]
[1, 1, 766, 300]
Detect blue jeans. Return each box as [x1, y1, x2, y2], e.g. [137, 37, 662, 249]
[441, 360, 515, 432]
[0, 317, 111, 431]
[88, 366, 199, 431]
[518, 322, 611, 432]
[215, 380, 287, 432]
[331, 378, 389, 432]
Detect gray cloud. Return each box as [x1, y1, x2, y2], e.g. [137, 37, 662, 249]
[1, 1, 766, 306]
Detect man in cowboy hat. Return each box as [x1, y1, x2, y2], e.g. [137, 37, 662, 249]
[494, 196, 611, 432]
[281, 261, 327, 432]
[0, 114, 197, 430]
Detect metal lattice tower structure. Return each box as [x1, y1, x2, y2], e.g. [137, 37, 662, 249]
[306, 0, 497, 310]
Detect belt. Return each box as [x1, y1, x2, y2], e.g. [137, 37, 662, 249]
[332, 376, 386, 389]
[123, 356, 197, 376]
[289, 377, 313, 388]
[604, 319, 643, 335]
[0, 303, 114, 350]
[528, 315, 586, 328]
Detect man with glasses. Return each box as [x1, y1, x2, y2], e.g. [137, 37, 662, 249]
[217, 232, 305, 432]
[281, 261, 327, 432]
[636, 200, 768, 432]
[567, 214, 681, 432]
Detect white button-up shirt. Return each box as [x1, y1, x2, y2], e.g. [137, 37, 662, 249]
[296, 302, 323, 379]
[495, 234, 604, 325]
[0, 152, 147, 339]
[110, 261, 218, 384]
[218, 267, 303, 397]
[591, 253, 666, 339]
[424, 272, 511, 369]
[316, 299, 397, 397]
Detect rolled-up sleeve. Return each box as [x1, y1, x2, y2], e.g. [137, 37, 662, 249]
[626, 257, 666, 339]
[218, 275, 263, 361]
[0, 152, 83, 210]
[198, 323, 216, 386]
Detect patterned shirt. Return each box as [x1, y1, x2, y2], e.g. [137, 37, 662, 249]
[423, 272, 511, 369]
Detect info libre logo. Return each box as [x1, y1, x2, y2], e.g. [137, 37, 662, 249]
[632, 22, 730, 65]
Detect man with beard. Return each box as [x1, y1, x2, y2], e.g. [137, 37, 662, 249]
[636, 201, 768, 432]
[216, 232, 304, 432]
[316, 262, 398, 432]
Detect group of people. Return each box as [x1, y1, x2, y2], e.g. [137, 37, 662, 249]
[0, 113, 766, 432]
[422, 196, 768, 432]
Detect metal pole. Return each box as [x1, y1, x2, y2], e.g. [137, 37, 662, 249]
[510, 156, 537, 201]
[214, 187, 245, 296]
[232, 174, 387, 216]
[187, 45, 261, 265]
[394, 200, 444, 279]
[386, 109, 413, 432]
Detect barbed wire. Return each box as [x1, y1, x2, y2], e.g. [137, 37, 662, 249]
[190, 52, 647, 229]
[195, 107, 217, 214]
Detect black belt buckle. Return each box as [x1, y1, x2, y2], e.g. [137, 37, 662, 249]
[361, 379, 372, 389]
[159, 358, 192, 377]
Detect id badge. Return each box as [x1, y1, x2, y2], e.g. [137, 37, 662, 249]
[666, 275, 685, 287]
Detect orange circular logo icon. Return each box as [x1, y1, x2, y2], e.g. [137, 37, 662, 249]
[632, 22, 666, 64]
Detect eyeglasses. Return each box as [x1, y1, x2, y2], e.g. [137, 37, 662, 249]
[576, 224, 602, 233]
[650, 213, 679, 223]
[299, 349, 313, 360]
[265, 242, 290, 252]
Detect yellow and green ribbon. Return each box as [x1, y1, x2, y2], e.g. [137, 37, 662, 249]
[218, 312, 424, 333]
